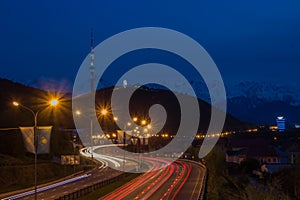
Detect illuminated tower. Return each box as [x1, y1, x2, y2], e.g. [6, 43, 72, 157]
[276, 116, 286, 132]
[89, 29, 95, 161]
[90, 29, 95, 93]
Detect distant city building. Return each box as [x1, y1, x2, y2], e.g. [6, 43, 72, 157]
[269, 125, 278, 132]
[276, 116, 286, 132]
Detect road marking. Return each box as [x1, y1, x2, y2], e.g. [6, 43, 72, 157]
[190, 165, 202, 200]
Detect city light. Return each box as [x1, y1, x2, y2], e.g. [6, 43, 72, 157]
[75, 110, 81, 116]
[50, 99, 58, 106]
[101, 109, 108, 115]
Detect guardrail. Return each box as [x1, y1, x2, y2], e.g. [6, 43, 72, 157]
[55, 173, 127, 200]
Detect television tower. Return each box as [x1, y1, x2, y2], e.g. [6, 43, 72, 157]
[89, 29, 95, 162]
[90, 29, 95, 93]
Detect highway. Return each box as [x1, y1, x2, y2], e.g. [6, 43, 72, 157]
[11, 167, 122, 200]
[100, 159, 204, 200]
[175, 160, 206, 200]
[1, 145, 205, 200]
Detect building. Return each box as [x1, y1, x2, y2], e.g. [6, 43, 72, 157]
[282, 141, 300, 164]
[226, 148, 246, 164]
[226, 139, 280, 163]
[226, 146, 280, 165]
[276, 116, 286, 132]
[225, 138, 293, 173]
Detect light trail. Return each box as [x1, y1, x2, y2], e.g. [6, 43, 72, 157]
[99, 159, 193, 200]
[80, 147, 121, 168]
[2, 174, 91, 200]
[161, 162, 192, 200]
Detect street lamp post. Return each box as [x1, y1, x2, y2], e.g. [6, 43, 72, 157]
[113, 116, 153, 171]
[72, 134, 77, 173]
[13, 99, 58, 200]
[123, 122, 131, 172]
[75, 109, 107, 164]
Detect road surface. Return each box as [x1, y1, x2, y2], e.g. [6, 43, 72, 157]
[101, 159, 205, 200]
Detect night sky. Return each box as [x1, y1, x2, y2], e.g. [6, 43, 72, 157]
[0, 0, 300, 91]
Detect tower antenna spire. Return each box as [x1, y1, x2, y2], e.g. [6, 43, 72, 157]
[90, 28, 94, 51]
[89, 28, 95, 93]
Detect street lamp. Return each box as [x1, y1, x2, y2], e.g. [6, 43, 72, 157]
[75, 108, 107, 163]
[100, 109, 108, 115]
[113, 116, 153, 170]
[123, 121, 131, 171]
[12, 99, 58, 200]
[141, 120, 147, 126]
[147, 124, 152, 130]
[50, 99, 58, 106]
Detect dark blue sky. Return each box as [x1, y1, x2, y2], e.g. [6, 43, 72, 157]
[0, 0, 299, 90]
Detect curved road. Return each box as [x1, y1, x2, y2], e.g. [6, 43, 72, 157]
[101, 159, 204, 200]
[1, 145, 205, 200]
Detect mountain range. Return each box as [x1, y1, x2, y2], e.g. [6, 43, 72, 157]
[3, 77, 299, 125]
[165, 80, 300, 125]
[226, 81, 300, 125]
[0, 78, 249, 132]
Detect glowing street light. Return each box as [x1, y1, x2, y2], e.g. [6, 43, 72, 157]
[12, 99, 59, 200]
[50, 99, 58, 106]
[101, 109, 108, 115]
[75, 110, 81, 116]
